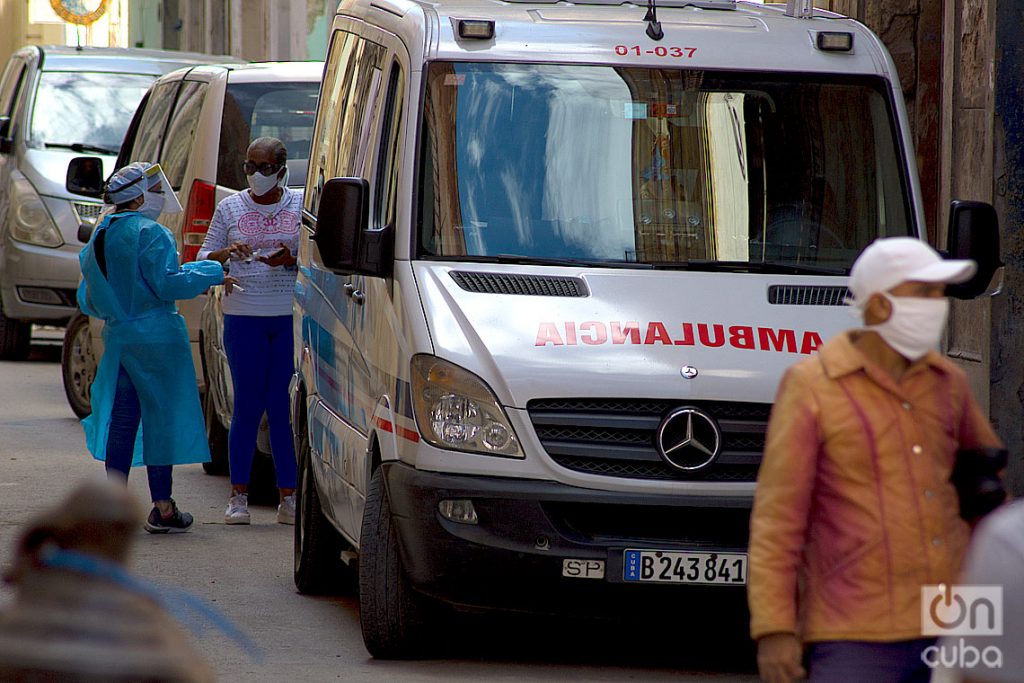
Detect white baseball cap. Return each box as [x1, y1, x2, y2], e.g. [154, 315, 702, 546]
[848, 237, 976, 308]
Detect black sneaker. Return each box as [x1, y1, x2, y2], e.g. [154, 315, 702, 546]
[144, 500, 194, 534]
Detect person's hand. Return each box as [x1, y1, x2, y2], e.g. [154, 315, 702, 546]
[757, 633, 805, 683]
[223, 276, 242, 295]
[226, 242, 253, 261]
[258, 242, 296, 268]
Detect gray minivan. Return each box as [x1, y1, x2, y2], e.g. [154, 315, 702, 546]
[0, 45, 237, 359]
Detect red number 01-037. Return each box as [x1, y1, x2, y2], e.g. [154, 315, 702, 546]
[614, 45, 697, 58]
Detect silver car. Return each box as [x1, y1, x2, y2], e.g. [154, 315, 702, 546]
[0, 45, 238, 359]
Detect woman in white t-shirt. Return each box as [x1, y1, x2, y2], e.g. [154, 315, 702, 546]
[197, 137, 301, 526]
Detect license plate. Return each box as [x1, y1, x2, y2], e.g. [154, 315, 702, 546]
[623, 550, 747, 585]
[562, 558, 605, 580]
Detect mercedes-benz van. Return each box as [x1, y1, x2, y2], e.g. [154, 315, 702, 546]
[291, 0, 1000, 658]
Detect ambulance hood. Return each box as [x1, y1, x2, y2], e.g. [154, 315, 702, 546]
[413, 263, 856, 409]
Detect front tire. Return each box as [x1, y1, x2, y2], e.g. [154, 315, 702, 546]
[294, 429, 350, 595]
[61, 311, 95, 418]
[359, 467, 431, 659]
[0, 297, 30, 360]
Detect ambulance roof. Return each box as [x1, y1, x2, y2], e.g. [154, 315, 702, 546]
[336, 0, 888, 77]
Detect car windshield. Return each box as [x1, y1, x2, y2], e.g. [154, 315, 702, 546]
[217, 81, 319, 190]
[417, 63, 914, 273]
[30, 71, 154, 154]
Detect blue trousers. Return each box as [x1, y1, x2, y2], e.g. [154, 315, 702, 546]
[104, 365, 173, 502]
[807, 639, 937, 683]
[223, 314, 296, 489]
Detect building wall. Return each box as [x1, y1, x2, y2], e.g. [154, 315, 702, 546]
[822, 0, 1022, 492]
[989, 3, 1024, 494]
[0, 1, 67, 68]
[136, 0, 332, 60]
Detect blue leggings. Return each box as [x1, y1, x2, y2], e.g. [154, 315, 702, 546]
[223, 314, 296, 489]
[105, 365, 173, 502]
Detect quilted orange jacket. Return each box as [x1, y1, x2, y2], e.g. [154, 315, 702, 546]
[748, 332, 1001, 643]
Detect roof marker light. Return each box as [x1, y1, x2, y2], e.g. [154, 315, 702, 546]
[816, 31, 855, 52]
[456, 19, 495, 40]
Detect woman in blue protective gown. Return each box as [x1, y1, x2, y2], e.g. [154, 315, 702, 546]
[78, 162, 235, 533]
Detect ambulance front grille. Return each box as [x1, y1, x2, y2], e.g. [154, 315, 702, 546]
[528, 398, 770, 482]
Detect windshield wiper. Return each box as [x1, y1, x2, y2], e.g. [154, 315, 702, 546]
[45, 142, 119, 155]
[648, 260, 847, 275]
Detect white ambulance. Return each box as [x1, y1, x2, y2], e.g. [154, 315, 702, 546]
[291, 0, 1000, 657]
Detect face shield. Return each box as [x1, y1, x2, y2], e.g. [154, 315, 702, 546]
[139, 163, 183, 217]
[103, 162, 182, 219]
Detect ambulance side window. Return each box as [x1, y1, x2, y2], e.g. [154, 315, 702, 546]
[374, 63, 404, 229]
[307, 31, 386, 216]
[306, 30, 351, 218]
[333, 38, 385, 178]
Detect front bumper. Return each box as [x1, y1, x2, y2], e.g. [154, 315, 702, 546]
[383, 462, 752, 616]
[0, 235, 80, 322]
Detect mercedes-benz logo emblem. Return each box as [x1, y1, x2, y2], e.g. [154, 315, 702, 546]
[680, 365, 698, 379]
[656, 407, 722, 472]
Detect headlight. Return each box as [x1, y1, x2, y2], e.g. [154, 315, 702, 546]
[410, 355, 523, 458]
[9, 176, 63, 248]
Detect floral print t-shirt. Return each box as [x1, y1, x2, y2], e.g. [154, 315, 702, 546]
[197, 187, 302, 316]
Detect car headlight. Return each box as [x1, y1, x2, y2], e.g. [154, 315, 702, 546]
[410, 355, 523, 458]
[9, 176, 63, 248]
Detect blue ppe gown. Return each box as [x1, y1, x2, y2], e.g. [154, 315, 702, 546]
[78, 211, 225, 467]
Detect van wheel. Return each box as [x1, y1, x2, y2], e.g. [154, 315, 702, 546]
[61, 312, 95, 418]
[294, 429, 350, 594]
[202, 388, 229, 475]
[0, 299, 30, 360]
[359, 468, 431, 659]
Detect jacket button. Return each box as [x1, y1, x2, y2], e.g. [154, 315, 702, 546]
[902, 401, 912, 410]
[924, 490, 934, 499]
[932, 537, 942, 546]
[912, 444, 923, 455]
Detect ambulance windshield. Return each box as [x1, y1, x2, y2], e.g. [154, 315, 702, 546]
[417, 62, 914, 272]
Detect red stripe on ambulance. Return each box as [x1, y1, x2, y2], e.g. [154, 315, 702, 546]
[535, 321, 822, 355]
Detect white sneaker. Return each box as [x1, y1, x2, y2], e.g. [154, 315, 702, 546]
[225, 493, 250, 525]
[277, 494, 296, 525]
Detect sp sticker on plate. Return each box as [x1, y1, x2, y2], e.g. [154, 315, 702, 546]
[562, 559, 605, 580]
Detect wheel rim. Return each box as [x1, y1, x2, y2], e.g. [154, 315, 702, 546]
[67, 322, 95, 406]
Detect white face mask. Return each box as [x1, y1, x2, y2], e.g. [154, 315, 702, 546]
[138, 191, 165, 220]
[868, 293, 949, 361]
[247, 167, 288, 197]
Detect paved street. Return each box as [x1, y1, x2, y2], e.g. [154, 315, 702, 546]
[0, 333, 759, 682]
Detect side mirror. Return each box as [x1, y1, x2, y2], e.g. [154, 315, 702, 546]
[66, 156, 105, 198]
[945, 200, 1003, 300]
[312, 177, 393, 278]
[0, 116, 11, 154]
[77, 221, 95, 244]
